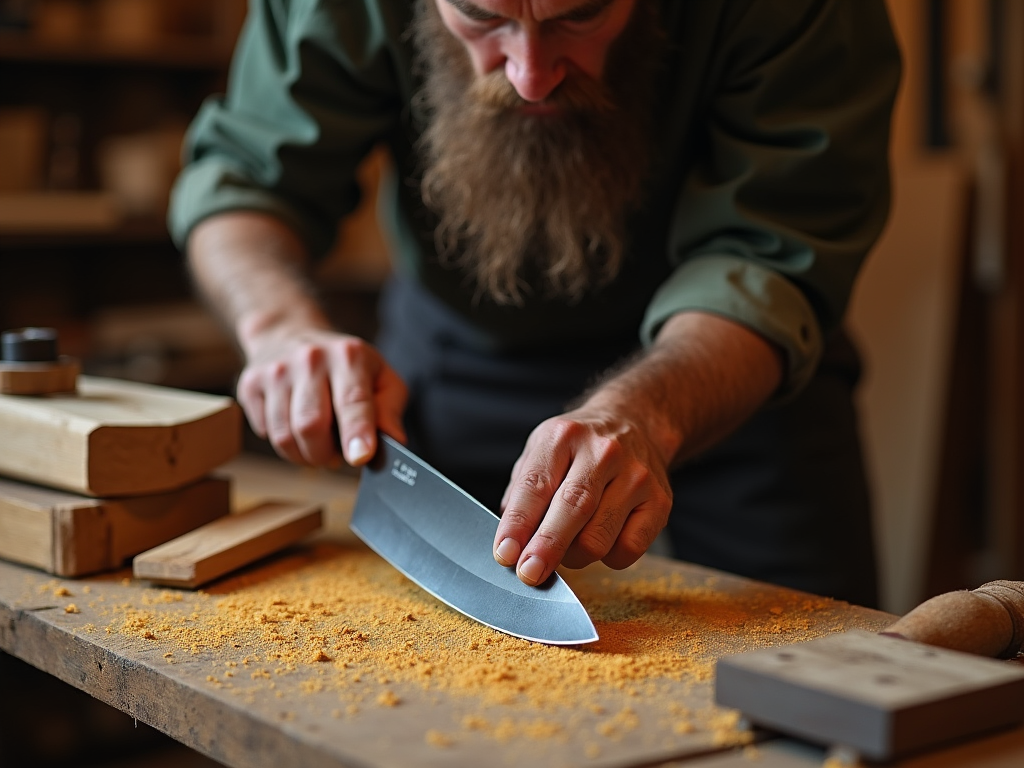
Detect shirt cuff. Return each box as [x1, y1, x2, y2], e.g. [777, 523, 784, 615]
[640, 255, 823, 401]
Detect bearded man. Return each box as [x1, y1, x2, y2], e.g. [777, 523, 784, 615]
[170, 0, 900, 608]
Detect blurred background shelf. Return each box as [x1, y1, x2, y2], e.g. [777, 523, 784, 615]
[0, 0, 390, 401]
[0, 0, 248, 396]
[0, 215, 170, 246]
[0, 33, 233, 69]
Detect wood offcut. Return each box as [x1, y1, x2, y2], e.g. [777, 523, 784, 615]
[132, 500, 323, 588]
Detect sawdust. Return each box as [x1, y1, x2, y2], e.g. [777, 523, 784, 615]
[425, 729, 453, 747]
[73, 542, 866, 754]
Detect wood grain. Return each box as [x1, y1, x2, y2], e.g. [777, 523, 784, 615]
[0, 375, 241, 496]
[132, 501, 323, 587]
[0, 476, 231, 576]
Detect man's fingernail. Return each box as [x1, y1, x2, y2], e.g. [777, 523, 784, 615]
[495, 538, 520, 567]
[518, 556, 546, 586]
[347, 437, 370, 463]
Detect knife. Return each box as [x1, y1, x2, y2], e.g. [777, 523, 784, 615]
[349, 434, 599, 645]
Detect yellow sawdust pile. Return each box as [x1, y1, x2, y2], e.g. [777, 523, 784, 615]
[76, 543, 867, 751]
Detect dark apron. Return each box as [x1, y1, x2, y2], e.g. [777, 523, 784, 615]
[376, 277, 879, 608]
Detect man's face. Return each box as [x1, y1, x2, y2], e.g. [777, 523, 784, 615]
[434, 0, 639, 106]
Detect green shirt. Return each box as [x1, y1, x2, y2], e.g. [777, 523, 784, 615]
[168, 0, 900, 398]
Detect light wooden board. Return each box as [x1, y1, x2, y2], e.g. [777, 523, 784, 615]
[0, 476, 231, 576]
[0, 375, 241, 497]
[133, 501, 323, 587]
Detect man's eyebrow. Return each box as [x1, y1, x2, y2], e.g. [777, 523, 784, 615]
[556, 0, 617, 22]
[444, 0, 617, 23]
[445, 0, 502, 22]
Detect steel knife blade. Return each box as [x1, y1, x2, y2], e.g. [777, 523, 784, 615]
[349, 435, 598, 645]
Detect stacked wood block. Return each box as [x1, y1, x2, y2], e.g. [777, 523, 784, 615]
[0, 375, 241, 577]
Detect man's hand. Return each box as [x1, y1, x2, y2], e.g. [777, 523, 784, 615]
[493, 412, 673, 586]
[187, 211, 407, 468]
[237, 328, 407, 467]
[492, 311, 785, 586]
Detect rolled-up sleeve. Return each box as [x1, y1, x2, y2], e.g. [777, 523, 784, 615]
[168, 0, 409, 259]
[642, 0, 901, 398]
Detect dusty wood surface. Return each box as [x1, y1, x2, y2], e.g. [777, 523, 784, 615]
[0, 552, 894, 768]
[0, 375, 241, 496]
[133, 500, 324, 587]
[0, 475, 231, 576]
[0, 455, 904, 768]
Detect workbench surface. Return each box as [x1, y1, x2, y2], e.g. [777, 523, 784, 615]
[2, 455, 1023, 768]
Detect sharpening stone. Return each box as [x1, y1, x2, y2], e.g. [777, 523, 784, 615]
[715, 629, 1024, 761]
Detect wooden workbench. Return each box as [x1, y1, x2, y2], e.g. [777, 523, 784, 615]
[2, 454, 1024, 768]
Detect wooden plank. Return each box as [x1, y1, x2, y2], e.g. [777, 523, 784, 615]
[0, 375, 241, 496]
[132, 501, 323, 587]
[0, 476, 231, 576]
[715, 630, 1024, 761]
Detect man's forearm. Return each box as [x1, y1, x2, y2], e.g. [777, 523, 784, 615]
[580, 311, 785, 468]
[187, 211, 331, 356]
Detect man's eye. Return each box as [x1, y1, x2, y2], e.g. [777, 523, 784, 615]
[558, 15, 604, 34]
[558, 0, 614, 26]
[562, 10, 601, 23]
[463, 11, 501, 23]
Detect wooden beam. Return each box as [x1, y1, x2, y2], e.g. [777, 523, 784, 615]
[132, 501, 323, 588]
[0, 476, 231, 576]
[0, 375, 241, 497]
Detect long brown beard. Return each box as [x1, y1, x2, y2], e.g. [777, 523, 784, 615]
[411, 0, 662, 305]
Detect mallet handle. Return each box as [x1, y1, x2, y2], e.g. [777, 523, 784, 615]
[884, 580, 1024, 659]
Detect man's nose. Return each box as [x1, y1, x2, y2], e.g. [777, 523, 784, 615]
[503, 31, 566, 102]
